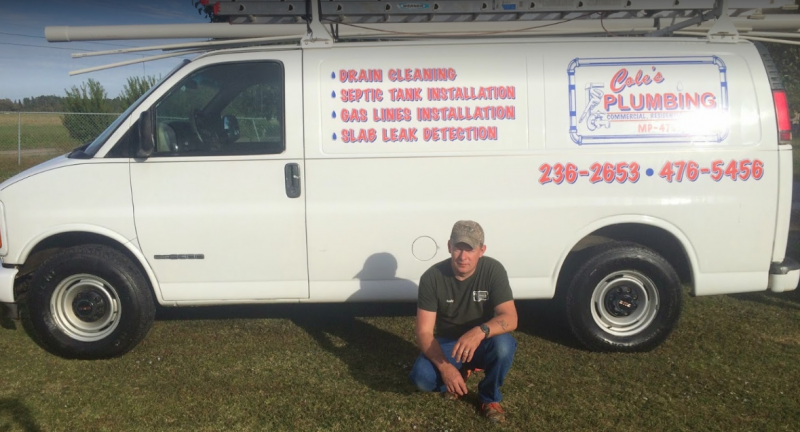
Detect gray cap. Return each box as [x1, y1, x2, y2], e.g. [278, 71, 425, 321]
[450, 220, 485, 249]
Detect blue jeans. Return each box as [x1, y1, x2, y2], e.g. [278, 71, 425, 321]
[408, 333, 517, 404]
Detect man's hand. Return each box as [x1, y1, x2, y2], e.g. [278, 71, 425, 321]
[440, 364, 468, 396]
[451, 326, 485, 363]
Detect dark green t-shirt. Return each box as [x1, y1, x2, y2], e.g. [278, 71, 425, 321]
[417, 256, 514, 339]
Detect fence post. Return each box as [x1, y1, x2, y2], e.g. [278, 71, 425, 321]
[17, 112, 21, 166]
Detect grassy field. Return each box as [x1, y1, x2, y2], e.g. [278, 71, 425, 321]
[1, 285, 799, 431]
[0, 113, 98, 181]
[0, 114, 80, 153]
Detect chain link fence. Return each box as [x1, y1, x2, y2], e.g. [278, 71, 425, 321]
[0, 111, 120, 181]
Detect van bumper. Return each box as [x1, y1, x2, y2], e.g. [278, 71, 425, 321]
[768, 258, 800, 293]
[0, 264, 18, 304]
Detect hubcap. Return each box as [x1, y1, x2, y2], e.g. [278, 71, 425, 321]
[51, 274, 121, 342]
[604, 287, 639, 317]
[73, 290, 108, 322]
[590, 270, 659, 337]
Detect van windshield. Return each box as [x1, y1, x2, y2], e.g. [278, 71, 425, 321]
[81, 59, 190, 157]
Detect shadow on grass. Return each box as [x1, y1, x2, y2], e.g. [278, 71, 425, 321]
[0, 398, 41, 432]
[155, 302, 416, 322]
[0, 310, 16, 330]
[514, 299, 584, 350]
[156, 302, 419, 394]
[292, 315, 419, 394]
[731, 289, 800, 311]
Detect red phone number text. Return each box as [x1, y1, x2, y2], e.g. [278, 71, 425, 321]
[539, 162, 640, 185]
[659, 159, 763, 182]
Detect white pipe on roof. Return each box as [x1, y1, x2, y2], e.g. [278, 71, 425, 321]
[69, 49, 208, 76]
[44, 15, 800, 44]
[45, 23, 307, 42]
[71, 35, 302, 58]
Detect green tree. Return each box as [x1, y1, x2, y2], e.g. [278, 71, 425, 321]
[0, 99, 17, 112]
[118, 75, 160, 109]
[62, 79, 115, 143]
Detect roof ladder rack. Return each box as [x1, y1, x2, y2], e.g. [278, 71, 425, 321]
[43, 0, 800, 76]
[207, 0, 796, 25]
[202, 0, 800, 42]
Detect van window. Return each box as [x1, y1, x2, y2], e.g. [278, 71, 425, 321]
[152, 61, 285, 156]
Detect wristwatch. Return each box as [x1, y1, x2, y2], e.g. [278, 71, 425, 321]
[479, 324, 490, 339]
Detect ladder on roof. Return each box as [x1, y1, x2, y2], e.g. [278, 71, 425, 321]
[207, 0, 796, 24]
[45, 0, 800, 76]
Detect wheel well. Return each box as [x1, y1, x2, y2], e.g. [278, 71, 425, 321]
[557, 224, 694, 296]
[15, 232, 152, 301]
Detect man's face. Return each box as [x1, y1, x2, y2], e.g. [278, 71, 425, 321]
[448, 241, 486, 277]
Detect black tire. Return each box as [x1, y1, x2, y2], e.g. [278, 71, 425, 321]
[564, 241, 682, 352]
[23, 244, 155, 359]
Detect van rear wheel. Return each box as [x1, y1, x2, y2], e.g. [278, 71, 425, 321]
[564, 242, 682, 352]
[23, 244, 155, 359]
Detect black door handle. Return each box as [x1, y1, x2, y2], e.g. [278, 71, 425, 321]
[284, 163, 301, 198]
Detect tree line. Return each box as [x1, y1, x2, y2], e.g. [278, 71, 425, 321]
[0, 76, 159, 114]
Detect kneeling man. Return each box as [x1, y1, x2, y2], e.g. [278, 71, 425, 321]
[409, 220, 518, 423]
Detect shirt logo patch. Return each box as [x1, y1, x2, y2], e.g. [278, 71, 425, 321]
[473, 291, 488, 302]
[446, 299, 454, 303]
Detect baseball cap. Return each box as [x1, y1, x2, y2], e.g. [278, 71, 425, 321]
[450, 220, 485, 249]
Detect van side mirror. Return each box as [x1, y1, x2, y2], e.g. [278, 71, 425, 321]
[137, 110, 154, 158]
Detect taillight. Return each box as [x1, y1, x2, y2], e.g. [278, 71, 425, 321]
[773, 90, 792, 143]
[214, 2, 220, 15]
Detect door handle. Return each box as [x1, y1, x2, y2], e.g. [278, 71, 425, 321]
[284, 163, 301, 198]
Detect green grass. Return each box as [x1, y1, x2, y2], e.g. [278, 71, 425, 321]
[0, 114, 81, 153]
[2, 283, 800, 431]
[0, 112, 86, 181]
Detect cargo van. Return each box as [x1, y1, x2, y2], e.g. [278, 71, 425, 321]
[1, 2, 799, 359]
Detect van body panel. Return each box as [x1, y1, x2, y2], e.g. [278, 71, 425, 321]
[0, 155, 92, 191]
[302, 40, 778, 300]
[772, 144, 794, 263]
[0, 161, 135, 265]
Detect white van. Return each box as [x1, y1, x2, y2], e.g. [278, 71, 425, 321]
[1, 23, 798, 358]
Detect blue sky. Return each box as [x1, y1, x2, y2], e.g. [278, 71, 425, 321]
[0, 0, 208, 102]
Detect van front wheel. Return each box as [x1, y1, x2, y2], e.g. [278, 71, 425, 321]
[564, 242, 682, 352]
[23, 245, 155, 359]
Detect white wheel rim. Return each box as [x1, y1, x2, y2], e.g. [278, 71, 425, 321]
[50, 274, 121, 342]
[589, 270, 659, 337]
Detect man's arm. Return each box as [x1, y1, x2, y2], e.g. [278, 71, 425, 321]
[450, 300, 517, 364]
[484, 300, 518, 336]
[415, 308, 468, 396]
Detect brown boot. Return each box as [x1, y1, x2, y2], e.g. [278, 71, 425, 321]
[480, 402, 506, 423]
